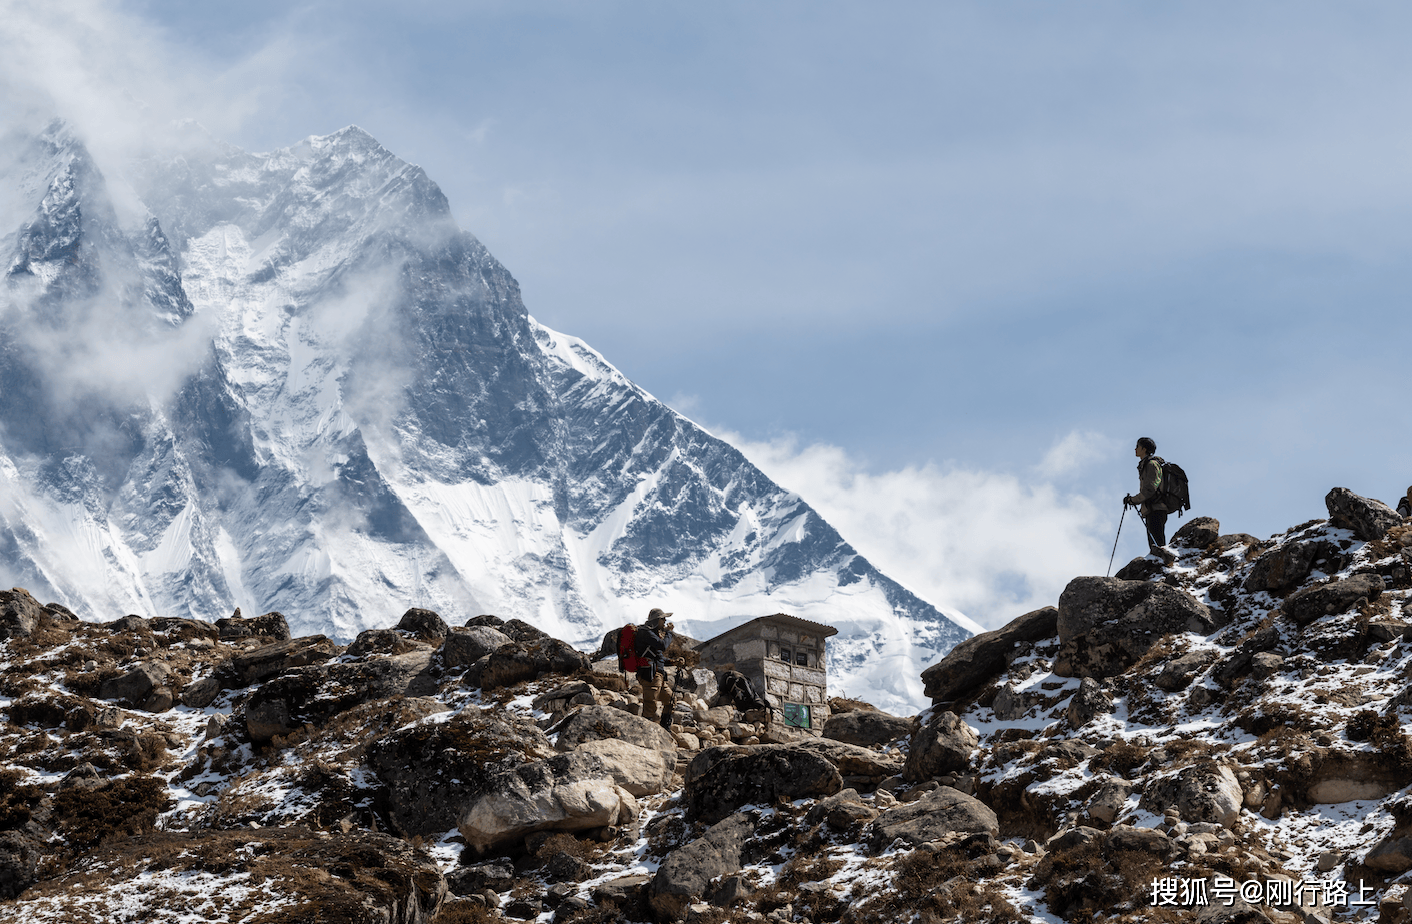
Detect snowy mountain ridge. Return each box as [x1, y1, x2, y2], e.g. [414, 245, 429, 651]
[0, 120, 970, 713]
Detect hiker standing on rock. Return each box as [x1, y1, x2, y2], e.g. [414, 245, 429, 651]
[635, 608, 679, 728]
[1124, 437, 1177, 565]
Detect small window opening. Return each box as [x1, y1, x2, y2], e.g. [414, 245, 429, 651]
[779, 647, 792, 662]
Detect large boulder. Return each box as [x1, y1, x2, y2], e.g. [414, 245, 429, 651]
[1055, 577, 1220, 678]
[1326, 487, 1401, 542]
[1153, 649, 1219, 692]
[397, 607, 449, 641]
[866, 786, 999, 852]
[97, 661, 171, 709]
[369, 706, 555, 837]
[822, 709, 914, 747]
[648, 813, 756, 922]
[222, 636, 341, 688]
[457, 751, 639, 856]
[555, 705, 677, 756]
[572, 738, 675, 797]
[245, 650, 438, 742]
[683, 744, 843, 823]
[1140, 762, 1243, 828]
[470, 638, 589, 690]
[1171, 516, 1220, 549]
[438, 626, 514, 668]
[1243, 539, 1341, 594]
[0, 831, 43, 900]
[0, 588, 44, 641]
[1281, 574, 1385, 626]
[920, 606, 1057, 704]
[903, 711, 978, 783]
[790, 738, 906, 789]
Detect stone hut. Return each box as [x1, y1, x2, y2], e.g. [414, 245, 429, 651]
[695, 613, 838, 732]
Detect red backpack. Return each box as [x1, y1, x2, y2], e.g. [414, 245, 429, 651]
[617, 624, 645, 674]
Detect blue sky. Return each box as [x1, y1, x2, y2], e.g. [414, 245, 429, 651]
[5, 0, 1412, 628]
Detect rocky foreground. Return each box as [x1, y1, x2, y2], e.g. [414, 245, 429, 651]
[5, 487, 1412, 922]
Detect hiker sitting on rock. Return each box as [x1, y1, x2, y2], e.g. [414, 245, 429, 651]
[635, 608, 681, 728]
[1124, 437, 1177, 565]
[1398, 486, 1412, 518]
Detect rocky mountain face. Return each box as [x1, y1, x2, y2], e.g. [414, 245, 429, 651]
[4, 483, 1412, 923]
[0, 120, 969, 712]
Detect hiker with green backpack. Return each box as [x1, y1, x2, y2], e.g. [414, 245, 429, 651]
[1122, 437, 1190, 566]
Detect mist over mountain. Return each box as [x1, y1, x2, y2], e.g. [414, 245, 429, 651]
[0, 120, 971, 713]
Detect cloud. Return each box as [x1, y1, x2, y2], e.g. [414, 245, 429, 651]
[721, 429, 1117, 631]
[0, 0, 294, 163]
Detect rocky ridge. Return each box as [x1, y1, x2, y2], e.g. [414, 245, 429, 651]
[5, 485, 1412, 922]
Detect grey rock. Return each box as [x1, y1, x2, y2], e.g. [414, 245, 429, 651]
[822, 709, 914, 747]
[1244, 538, 1345, 594]
[790, 738, 906, 786]
[1249, 651, 1284, 679]
[1066, 677, 1112, 728]
[1104, 826, 1177, 859]
[1085, 778, 1135, 825]
[683, 744, 843, 823]
[866, 786, 999, 852]
[0, 831, 43, 899]
[804, 789, 879, 829]
[1047, 825, 1103, 852]
[439, 626, 514, 669]
[457, 751, 638, 855]
[0, 588, 43, 641]
[1153, 649, 1218, 692]
[1282, 574, 1385, 626]
[472, 638, 589, 690]
[555, 704, 677, 756]
[649, 813, 756, 922]
[369, 705, 555, 837]
[1172, 517, 1220, 549]
[447, 860, 515, 896]
[180, 675, 222, 708]
[920, 606, 1057, 704]
[397, 607, 449, 640]
[98, 661, 171, 707]
[1326, 487, 1401, 542]
[903, 710, 978, 783]
[991, 684, 1038, 720]
[1141, 763, 1244, 828]
[1365, 836, 1412, 873]
[1215, 533, 1259, 553]
[224, 636, 340, 687]
[1055, 577, 1220, 678]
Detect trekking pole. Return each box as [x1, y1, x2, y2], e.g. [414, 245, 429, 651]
[1106, 504, 1128, 577]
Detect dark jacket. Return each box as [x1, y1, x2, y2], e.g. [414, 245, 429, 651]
[1133, 456, 1169, 517]
[634, 623, 673, 679]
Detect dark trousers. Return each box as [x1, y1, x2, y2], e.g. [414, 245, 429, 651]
[1144, 509, 1169, 551]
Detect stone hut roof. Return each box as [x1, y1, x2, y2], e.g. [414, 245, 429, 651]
[696, 613, 838, 649]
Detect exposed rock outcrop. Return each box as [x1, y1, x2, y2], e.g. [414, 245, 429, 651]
[1055, 577, 1220, 678]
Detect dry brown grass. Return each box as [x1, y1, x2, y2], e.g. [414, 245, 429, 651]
[51, 775, 172, 849]
[841, 847, 1025, 924]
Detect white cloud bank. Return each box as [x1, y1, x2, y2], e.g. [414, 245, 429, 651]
[723, 429, 1121, 632]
